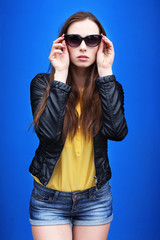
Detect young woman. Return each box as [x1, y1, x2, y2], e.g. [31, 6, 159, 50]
[29, 11, 128, 240]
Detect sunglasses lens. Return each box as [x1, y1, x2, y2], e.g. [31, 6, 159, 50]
[66, 35, 81, 47]
[86, 35, 101, 47]
[65, 34, 102, 47]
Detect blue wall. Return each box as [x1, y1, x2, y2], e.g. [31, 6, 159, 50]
[0, 0, 160, 239]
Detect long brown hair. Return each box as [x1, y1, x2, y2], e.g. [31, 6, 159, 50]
[29, 11, 107, 142]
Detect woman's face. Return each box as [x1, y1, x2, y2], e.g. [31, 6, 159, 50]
[66, 19, 100, 68]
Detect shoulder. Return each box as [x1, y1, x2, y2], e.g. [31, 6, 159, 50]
[30, 73, 50, 90]
[31, 72, 50, 84]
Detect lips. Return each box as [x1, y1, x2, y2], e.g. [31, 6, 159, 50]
[77, 55, 89, 59]
[77, 55, 89, 61]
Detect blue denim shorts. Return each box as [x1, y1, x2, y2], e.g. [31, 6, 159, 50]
[29, 180, 113, 226]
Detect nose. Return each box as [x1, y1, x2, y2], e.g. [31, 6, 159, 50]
[79, 40, 87, 51]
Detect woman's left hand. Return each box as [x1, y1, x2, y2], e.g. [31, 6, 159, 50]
[96, 34, 115, 77]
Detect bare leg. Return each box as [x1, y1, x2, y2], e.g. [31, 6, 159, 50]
[72, 223, 111, 240]
[32, 224, 72, 240]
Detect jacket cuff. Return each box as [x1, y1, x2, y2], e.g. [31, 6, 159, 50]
[50, 80, 72, 93]
[95, 75, 116, 85]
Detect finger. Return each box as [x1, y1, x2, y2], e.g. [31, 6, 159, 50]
[53, 34, 64, 44]
[103, 41, 114, 54]
[53, 49, 64, 54]
[50, 49, 64, 58]
[50, 42, 65, 57]
[102, 37, 113, 47]
[62, 40, 68, 54]
[101, 34, 112, 42]
[52, 43, 66, 49]
[49, 49, 64, 60]
[50, 35, 65, 51]
[102, 35, 113, 49]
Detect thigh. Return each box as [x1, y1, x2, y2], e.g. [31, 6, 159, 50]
[72, 223, 111, 240]
[32, 224, 72, 240]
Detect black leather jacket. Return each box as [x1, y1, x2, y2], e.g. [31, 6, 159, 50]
[29, 73, 128, 190]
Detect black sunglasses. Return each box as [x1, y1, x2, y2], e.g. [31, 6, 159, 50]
[64, 34, 102, 47]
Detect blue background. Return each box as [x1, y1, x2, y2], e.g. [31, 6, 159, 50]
[0, 0, 160, 239]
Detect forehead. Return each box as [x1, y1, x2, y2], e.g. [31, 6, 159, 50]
[67, 19, 100, 36]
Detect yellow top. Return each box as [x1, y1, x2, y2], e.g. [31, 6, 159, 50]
[33, 91, 96, 192]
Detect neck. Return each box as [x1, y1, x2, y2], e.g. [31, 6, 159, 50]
[70, 64, 90, 92]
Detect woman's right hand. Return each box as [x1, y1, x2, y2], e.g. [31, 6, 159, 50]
[48, 34, 70, 83]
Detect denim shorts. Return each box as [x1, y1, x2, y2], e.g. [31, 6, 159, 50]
[29, 180, 113, 226]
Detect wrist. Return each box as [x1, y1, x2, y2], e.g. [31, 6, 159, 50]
[54, 70, 68, 83]
[98, 68, 113, 77]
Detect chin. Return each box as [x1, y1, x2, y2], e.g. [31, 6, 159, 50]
[74, 61, 94, 68]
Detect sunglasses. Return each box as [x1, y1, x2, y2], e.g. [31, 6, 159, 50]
[64, 34, 102, 47]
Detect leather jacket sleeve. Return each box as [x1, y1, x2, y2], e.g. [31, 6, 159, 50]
[95, 75, 128, 141]
[30, 73, 71, 142]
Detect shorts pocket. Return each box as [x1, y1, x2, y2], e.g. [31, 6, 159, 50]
[31, 188, 51, 203]
[92, 182, 112, 200]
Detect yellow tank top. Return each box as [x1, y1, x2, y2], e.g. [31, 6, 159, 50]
[33, 92, 96, 192]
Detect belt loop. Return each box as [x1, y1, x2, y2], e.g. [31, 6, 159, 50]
[88, 188, 93, 199]
[52, 191, 59, 200]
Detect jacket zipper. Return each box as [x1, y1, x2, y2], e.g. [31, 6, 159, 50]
[93, 139, 98, 190]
